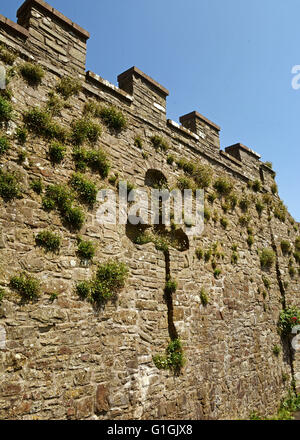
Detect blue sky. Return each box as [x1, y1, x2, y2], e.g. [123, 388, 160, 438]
[2, 0, 300, 220]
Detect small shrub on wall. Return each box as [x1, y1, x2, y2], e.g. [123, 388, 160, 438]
[42, 184, 85, 231]
[56, 76, 81, 99]
[260, 248, 275, 269]
[213, 177, 233, 196]
[0, 135, 10, 155]
[153, 338, 185, 373]
[72, 147, 110, 178]
[71, 118, 102, 145]
[98, 106, 127, 132]
[0, 96, 13, 123]
[35, 231, 61, 253]
[0, 170, 21, 201]
[76, 237, 95, 261]
[278, 306, 300, 336]
[0, 44, 17, 65]
[151, 135, 169, 152]
[10, 272, 40, 301]
[19, 62, 44, 86]
[49, 142, 66, 165]
[76, 260, 128, 305]
[70, 173, 97, 207]
[24, 107, 68, 142]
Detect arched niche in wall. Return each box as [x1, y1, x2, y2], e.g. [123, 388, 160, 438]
[145, 169, 168, 189]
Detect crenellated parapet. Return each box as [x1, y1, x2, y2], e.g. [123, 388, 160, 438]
[0, 0, 273, 190]
[16, 0, 89, 75]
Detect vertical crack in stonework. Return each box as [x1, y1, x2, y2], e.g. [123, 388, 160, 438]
[163, 249, 179, 341]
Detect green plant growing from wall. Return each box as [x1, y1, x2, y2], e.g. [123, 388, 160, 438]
[17, 150, 27, 164]
[0, 44, 17, 65]
[49, 292, 58, 302]
[35, 230, 61, 253]
[70, 173, 98, 207]
[16, 127, 28, 145]
[84, 101, 127, 131]
[19, 62, 44, 86]
[195, 248, 203, 260]
[294, 251, 300, 265]
[0, 135, 10, 155]
[247, 235, 254, 248]
[289, 266, 296, 278]
[154, 236, 169, 254]
[221, 202, 229, 213]
[76, 281, 90, 299]
[249, 389, 300, 420]
[49, 142, 66, 165]
[134, 136, 143, 149]
[108, 173, 119, 186]
[46, 92, 65, 116]
[204, 249, 212, 262]
[260, 248, 275, 269]
[56, 76, 81, 99]
[192, 164, 213, 189]
[176, 158, 195, 174]
[177, 176, 195, 192]
[42, 184, 85, 231]
[220, 217, 228, 229]
[164, 279, 177, 295]
[252, 180, 262, 192]
[76, 237, 95, 261]
[0, 170, 21, 201]
[153, 338, 185, 373]
[133, 232, 152, 245]
[24, 107, 68, 142]
[281, 240, 291, 255]
[207, 193, 217, 204]
[239, 215, 251, 227]
[10, 272, 40, 301]
[214, 268, 222, 278]
[271, 183, 278, 195]
[200, 288, 209, 306]
[72, 147, 110, 178]
[167, 154, 174, 165]
[213, 176, 233, 196]
[0, 96, 13, 123]
[282, 373, 289, 383]
[0, 288, 5, 303]
[30, 178, 43, 195]
[71, 118, 102, 145]
[98, 105, 127, 132]
[0, 87, 13, 101]
[262, 193, 273, 206]
[231, 252, 238, 264]
[204, 208, 211, 223]
[255, 200, 265, 217]
[176, 159, 212, 189]
[227, 193, 238, 210]
[272, 345, 281, 357]
[278, 306, 300, 336]
[274, 202, 287, 222]
[151, 135, 169, 152]
[76, 260, 128, 305]
[262, 276, 271, 289]
[239, 197, 250, 213]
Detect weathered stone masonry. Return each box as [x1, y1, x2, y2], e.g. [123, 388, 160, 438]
[0, 0, 299, 420]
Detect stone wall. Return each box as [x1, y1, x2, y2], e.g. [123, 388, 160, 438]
[0, 0, 299, 420]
